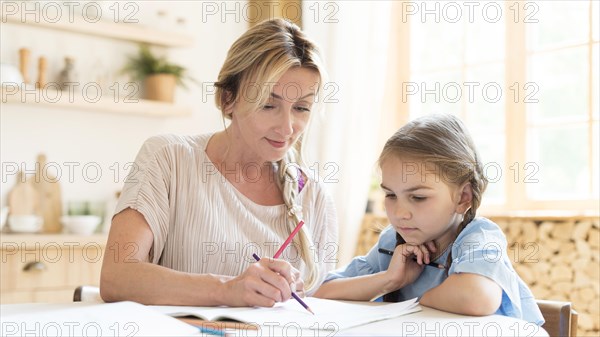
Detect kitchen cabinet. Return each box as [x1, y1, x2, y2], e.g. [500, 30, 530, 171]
[0, 234, 107, 304]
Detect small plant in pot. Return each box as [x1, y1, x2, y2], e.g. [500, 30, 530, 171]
[122, 45, 194, 102]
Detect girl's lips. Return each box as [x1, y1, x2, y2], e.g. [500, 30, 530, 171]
[266, 138, 286, 148]
[398, 227, 418, 233]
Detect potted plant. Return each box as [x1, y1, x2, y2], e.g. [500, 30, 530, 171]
[122, 45, 194, 102]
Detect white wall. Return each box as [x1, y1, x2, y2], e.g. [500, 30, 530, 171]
[0, 1, 247, 212]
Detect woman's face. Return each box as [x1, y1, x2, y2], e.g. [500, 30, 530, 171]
[229, 67, 319, 163]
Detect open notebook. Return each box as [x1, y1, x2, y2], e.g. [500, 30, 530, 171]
[150, 297, 420, 331]
[1, 301, 200, 336]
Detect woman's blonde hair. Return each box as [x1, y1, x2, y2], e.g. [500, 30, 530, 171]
[379, 114, 488, 302]
[214, 18, 326, 291]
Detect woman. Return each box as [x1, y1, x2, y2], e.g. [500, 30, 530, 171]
[100, 19, 338, 307]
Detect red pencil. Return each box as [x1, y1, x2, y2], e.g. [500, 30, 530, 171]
[252, 219, 315, 315]
[273, 220, 305, 259]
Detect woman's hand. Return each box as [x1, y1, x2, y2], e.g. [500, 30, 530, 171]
[220, 258, 301, 307]
[292, 270, 305, 297]
[383, 241, 437, 293]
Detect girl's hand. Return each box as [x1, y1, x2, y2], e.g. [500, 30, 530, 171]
[221, 258, 300, 307]
[383, 241, 437, 293]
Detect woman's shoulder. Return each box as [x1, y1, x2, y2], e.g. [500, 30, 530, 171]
[301, 167, 339, 191]
[300, 167, 322, 192]
[136, 133, 213, 160]
[301, 169, 339, 210]
[141, 133, 211, 150]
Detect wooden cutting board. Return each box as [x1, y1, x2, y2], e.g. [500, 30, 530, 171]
[31, 154, 63, 233]
[8, 171, 39, 216]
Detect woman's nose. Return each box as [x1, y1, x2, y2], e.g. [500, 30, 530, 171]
[276, 109, 294, 137]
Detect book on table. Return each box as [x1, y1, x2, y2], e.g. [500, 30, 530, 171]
[149, 297, 421, 331]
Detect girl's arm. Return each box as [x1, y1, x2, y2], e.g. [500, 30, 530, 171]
[314, 243, 433, 300]
[419, 273, 502, 316]
[313, 271, 403, 301]
[100, 208, 298, 307]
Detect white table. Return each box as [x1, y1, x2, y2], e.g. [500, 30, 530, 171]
[0, 302, 548, 337]
[337, 306, 547, 336]
[226, 305, 548, 337]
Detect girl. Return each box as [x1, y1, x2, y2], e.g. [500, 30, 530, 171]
[314, 114, 544, 325]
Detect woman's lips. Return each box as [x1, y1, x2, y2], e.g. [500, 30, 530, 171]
[266, 138, 286, 148]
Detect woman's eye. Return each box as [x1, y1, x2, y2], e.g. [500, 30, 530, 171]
[384, 193, 396, 199]
[411, 196, 427, 201]
[295, 106, 311, 112]
[262, 104, 276, 110]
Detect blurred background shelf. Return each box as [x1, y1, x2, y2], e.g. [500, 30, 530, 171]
[3, 7, 194, 47]
[1, 86, 191, 118]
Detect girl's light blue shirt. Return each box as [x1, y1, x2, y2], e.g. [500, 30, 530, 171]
[324, 217, 544, 325]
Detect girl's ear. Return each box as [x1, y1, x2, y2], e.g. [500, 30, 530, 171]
[456, 183, 473, 214]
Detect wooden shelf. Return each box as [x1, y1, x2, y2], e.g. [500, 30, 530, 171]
[1, 86, 191, 118]
[2, 8, 194, 47]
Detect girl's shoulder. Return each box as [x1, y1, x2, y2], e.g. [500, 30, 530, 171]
[455, 217, 507, 245]
[377, 225, 398, 247]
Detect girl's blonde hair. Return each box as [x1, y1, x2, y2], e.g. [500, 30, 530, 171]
[379, 114, 488, 302]
[214, 18, 325, 291]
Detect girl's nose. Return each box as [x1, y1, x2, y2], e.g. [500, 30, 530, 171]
[394, 204, 411, 220]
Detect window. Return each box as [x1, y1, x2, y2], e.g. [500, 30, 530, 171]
[405, 0, 598, 212]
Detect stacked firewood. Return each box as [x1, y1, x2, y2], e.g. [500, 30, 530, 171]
[493, 216, 599, 337]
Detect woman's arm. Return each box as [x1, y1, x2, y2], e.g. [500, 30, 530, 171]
[100, 208, 298, 307]
[419, 273, 502, 316]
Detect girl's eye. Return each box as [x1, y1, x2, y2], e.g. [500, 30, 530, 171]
[262, 104, 276, 110]
[411, 195, 427, 201]
[384, 193, 396, 199]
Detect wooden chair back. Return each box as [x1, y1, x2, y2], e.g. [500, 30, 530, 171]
[73, 285, 102, 302]
[537, 300, 578, 337]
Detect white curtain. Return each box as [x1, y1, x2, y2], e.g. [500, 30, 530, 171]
[303, 1, 393, 265]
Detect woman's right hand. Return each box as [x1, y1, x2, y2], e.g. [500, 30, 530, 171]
[220, 257, 300, 307]
[383, 241, 437, 293]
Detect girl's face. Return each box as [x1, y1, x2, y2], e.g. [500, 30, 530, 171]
[381, 156, 471, 247]
[227, 67, 319, 163]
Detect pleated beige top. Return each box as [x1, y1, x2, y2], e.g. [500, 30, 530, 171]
[115, 134, 339, 292]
